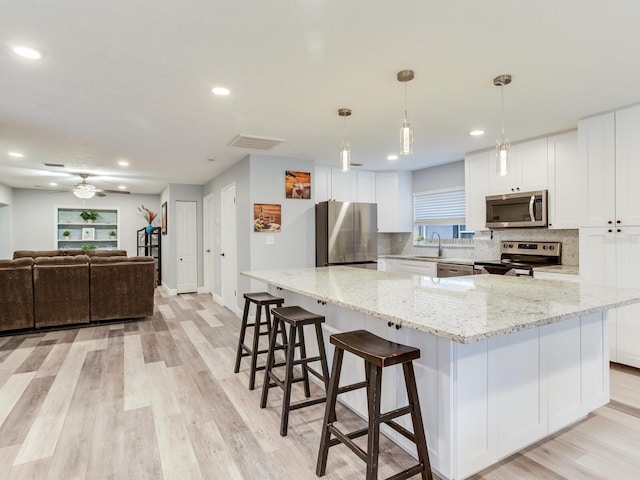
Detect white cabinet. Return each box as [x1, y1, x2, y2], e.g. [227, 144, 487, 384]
[375, 171, 412, 232]
[464, 151, 490, 231]
[578, 108, 640, 227]
[356, 170, 376, 203]
[488, 138, 548, 195]
[314, 166, 376, 203]
[378, 258, 437, 277]
[579, 226, 640, 367]
[547, 131, 580, 229]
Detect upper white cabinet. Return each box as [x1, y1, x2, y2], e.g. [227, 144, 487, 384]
[356, 170, 376, 203]
[375, 171, 412, 232]
[464, 151, 490, 231]
[488, 138, 549, 195]
[547, 131, 580, 229]
[314, 166, 376, 203]
[579, 106, 640, 228]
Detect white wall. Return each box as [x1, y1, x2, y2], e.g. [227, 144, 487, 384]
[0, 183, 12, 205]
[0, 183, 13, 258]
[204, 154, 316, 311]
[412, 160, 465, 193]
[11, 189, 161, 256]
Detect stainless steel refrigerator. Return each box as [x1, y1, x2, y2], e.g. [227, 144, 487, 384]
[316, 201, 378, 268]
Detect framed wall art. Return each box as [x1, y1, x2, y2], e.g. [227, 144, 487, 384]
[161, 201, 167, 234]
[253, 204, 281, 232]
[285, 170, 311, 199]
[81, 227, 95, 241]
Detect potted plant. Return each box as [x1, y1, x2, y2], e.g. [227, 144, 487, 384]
[109, 230, 116, 238]
[416, 235, 425, 246]
[81, 244, 98, 250]
[62, 230, 71, 239]
[80, 210, 99, 223]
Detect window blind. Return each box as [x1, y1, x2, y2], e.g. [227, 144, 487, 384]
[413, 189, 466, 225]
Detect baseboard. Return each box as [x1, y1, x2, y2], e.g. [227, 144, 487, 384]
[160, 281, 177, 296]
[197, 286, 208, 294]
[211, 292, 223, 305]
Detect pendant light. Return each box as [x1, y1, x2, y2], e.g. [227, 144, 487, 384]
[338, 108, 352, 172]
[397, 69, 415, 156]
[494, 74, 512, 176]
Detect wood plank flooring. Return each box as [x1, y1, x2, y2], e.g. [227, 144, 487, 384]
[0, 290, 639, 479]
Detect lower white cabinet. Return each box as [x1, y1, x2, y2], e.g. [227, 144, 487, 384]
[378, 258, 437, 276]
[269, 285, 608, 480]
[580, 226, 640, 367]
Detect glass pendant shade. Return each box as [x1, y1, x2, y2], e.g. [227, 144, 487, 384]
[496, 140, 510, 176]
[400, 117, 413, 156]
[339, 142, 350, 172]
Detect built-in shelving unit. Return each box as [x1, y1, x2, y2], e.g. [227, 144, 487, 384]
[137, 226, 161, 284]
[55, 207, 120, 250]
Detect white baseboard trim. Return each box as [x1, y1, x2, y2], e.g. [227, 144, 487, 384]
[161, 281, 178, 296]
[197, 286, 208, 294]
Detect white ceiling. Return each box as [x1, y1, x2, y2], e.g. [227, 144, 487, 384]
[2, 0, 640, 195]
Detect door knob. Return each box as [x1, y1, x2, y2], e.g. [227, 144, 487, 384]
[206, 249, 211, 253]
[220, 253, 225, 257]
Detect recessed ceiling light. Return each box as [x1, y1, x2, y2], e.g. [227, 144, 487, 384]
[212, 86, 230, 96]
[470, 130, 485, 136]
[8, 151, 24, 158]
[387, 154, 399, 161]
[118, 185, 127, 190]
[13, 46, 41, 59]
[118, 160, 129, 166]
[49, 182, 58, 186]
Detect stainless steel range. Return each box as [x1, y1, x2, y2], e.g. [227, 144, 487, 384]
[473, 241, 561, 277]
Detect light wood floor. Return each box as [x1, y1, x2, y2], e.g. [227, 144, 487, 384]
[0, 290, 639, 480]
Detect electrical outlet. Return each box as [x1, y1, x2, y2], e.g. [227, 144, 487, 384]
[266, 236, 275, 245]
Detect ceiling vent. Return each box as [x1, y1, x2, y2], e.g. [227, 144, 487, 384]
[44, 162, 65, 168]
[229, 134, 285, 150]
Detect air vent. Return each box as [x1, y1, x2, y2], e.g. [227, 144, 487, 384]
[44, 162, 65, 168]
[229, 134, 285, 150]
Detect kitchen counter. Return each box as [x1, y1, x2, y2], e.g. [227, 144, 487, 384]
[242, 266, 635, 343]
[242, 266, 637, 479]
[533, 264, 579, 275]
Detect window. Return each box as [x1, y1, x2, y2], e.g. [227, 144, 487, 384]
[413, 188, 472, 242]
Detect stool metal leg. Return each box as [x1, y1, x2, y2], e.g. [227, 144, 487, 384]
[260, 316, 281, 409]
[233, 299, 251, 374]
[280, 323, 298, 436]
[316, 347, 344, 477]
[365, 363, 383, 480]
[403, 361, 433, 480]
[248, 305, 263, 390]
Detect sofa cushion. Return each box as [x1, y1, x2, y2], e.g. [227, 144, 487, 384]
[0, 258, 35, 331]
[87, 249, 127, 257]
[13, 250, 61, 259]
[33, 256, 90, 327]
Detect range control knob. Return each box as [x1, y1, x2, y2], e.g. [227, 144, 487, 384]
[542, 245, 548, 250]
[509, 244, 513, 248]
[503, 243, 508, 248]
[549, 245, 555, 250]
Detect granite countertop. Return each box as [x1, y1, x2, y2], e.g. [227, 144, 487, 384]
[533, 264, 579, 275]
[242, 266, 639, 344]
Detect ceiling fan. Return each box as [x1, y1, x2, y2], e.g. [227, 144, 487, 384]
[72, 173, 130, 198]
[36, 173, 130, 198]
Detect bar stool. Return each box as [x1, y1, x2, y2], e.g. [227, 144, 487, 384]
[233, 292, 284, 390]
[260, 305, 330, 436]
[316, 329, 433, 480]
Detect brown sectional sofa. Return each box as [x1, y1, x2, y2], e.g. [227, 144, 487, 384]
[0, 250, 155, 333]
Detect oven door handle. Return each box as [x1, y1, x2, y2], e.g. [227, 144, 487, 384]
[529, 195, 536, 222]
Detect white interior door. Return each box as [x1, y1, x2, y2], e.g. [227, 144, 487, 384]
[176, 200, 198, 294]
[221, 184, 237, 311]
[203, 193, 214, 295]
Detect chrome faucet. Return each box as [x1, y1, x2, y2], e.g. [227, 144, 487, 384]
[430, 232, 442, 258]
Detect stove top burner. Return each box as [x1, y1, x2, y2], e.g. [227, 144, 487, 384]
[474, 241, 562, 275]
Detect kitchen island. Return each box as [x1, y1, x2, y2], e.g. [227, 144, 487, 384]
[242, 266, 640, 480]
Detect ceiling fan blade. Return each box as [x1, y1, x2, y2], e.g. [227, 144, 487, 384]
[102, 189, 130, 195]
[95, 192, 107, 197]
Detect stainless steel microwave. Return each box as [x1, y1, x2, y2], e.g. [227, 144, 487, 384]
[485, 190, 547, 228]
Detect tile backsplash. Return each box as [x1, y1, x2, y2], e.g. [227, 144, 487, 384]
[379, 228, 579, 266]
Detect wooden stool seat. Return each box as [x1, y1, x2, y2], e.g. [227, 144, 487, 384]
[261, 306, 330, 436]
[330, 330, 420, 367]
[317, 329, 433, 480]
[233, 291, 285, 390]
